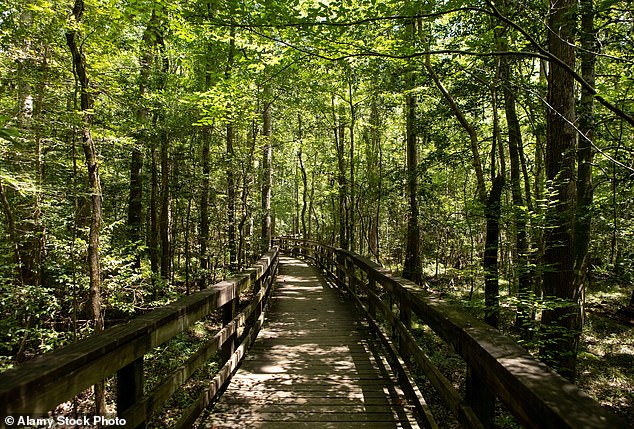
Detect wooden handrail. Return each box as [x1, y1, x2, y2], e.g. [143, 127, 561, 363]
[276, 237, 626, 429]
[0, 247, 279, 428]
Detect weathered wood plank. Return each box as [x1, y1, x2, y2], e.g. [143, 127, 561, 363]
[206, 257, 420, 429]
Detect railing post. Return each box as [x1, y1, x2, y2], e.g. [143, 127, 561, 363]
[398, 289, 412, 360]
[336, 251, 345, 287]
[368, 276, 377, 319]
[466, 365, 495, 429]
[116, 357, 144, 429]
[221, 295, 238, 362]
[346, 257, 355, 294]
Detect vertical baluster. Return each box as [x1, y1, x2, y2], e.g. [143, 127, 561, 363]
[221, 292, 238, 362]
[116, 357, 144, 428]
[466, 365, 495, 428]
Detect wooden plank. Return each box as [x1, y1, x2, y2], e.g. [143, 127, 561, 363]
[206, 257, 419, 429]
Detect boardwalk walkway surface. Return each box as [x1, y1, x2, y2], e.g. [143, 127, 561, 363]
[204, 256, 419, 429]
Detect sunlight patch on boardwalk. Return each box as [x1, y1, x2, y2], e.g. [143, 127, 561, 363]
[203, 256, 418, 429]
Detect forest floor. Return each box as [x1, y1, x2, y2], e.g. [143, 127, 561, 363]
[577, 282, 634, 426]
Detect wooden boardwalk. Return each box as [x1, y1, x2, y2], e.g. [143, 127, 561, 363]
[204, 256, 419, 429]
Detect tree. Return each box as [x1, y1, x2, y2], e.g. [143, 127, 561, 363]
[65, 0, 105, 413]
[540, 0, 581, 379]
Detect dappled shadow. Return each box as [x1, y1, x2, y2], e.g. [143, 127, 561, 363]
[203, 256, 417, 428]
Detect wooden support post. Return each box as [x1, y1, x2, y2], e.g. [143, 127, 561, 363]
[399, 290, 412, 360]
[116, 357, 144, 429]
[368, 277, 377, 319]
[466, 365, 495, 429]
[221, 297, 238, 362]
[336, 251, 345, 287]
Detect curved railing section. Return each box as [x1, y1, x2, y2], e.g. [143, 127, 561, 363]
[0, 247, 279, 429]
[277, 237, 625, 429]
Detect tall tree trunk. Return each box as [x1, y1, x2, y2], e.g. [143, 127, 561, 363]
[226, 24, 237, 271]
[261, 89, 272, 251]
[127, 146, 143, 268]
[333, 98, 348, 249]
[127, 10, 162, 269]
[484, 176, 505, 327]
[495, 10, 532, 333]
[347, 77, 356, 253]
[199, 128, 210, 289]
[149, 146, 159, 286]
[402, 84, 422, 283]
[185, 198, 191, 294]
[159, 133, 170, 281]
[574, 0, 596, 311]
[367, 96, 382, 260]
[540, 0, 580, 380]
[65, 0, 105, 414]
[298, 149, 308, 239]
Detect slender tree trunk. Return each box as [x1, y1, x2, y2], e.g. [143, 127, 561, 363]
[128, 10, 162, 269]
[149, 146, 159, 285]
[540, 0, 580, 380]
[484, 176, 505, 327]
[333, 98, 348, 249]
[347, 77, 356, 252]
[226, 24, 237, 271]
[65, 0, 105, 414]
[402, 85, 422, 283]
[199, 128, 210, 289]
[261, 90, 272, 251]
[308, 153, 316, 240]
[185, 198, 191, 294]
[574, 0, 596, 311]
[495, 12, 532, 333]
[367, 97, 382, 260]
[127, 146, 143, 267]
[298, 150, 308, 239]
[159, 133, 170, 281]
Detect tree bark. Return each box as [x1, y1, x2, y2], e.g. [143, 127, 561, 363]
[333, 98, 348, 249]
[261, 89, 272, 251]
[226, 24, 237, 271]
[402, 87, 422, 284]
[484, 176, 505, 327]
[149, 146, 160, 286]
[65, 0, 105, 414]
[199, 127, 210, 289]
[540, 0, 580, 380]
[298, 149, 308, 239]
[159, 133, 170, 281]
[367, 96, 382, 260]
[495, 10, 532, 333]
[127, 10, 163, 269]
[574, 0, 596, 311]
[127, 146, 143, 268]
[347, 76, 356, 252]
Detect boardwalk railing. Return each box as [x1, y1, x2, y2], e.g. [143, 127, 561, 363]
[277, 237, 625, 429]
[0, 247, 279, 429]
